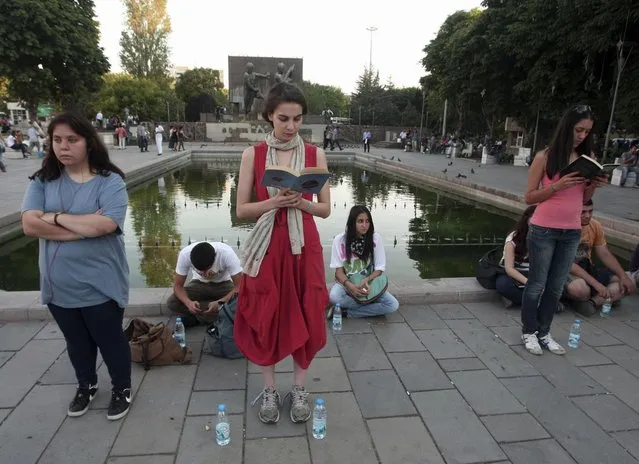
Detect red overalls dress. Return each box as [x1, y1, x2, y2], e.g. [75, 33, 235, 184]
[234, 142, 328, 369]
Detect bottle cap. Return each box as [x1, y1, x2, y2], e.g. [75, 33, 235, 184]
[575, 319, 581, 323]
[218, 404, 226, 411]
[335, 304, 341, 309]
[176, 317, 182, 322]
[316, 398, 324, 406]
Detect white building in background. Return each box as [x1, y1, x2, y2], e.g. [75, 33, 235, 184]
[6, 102, 29, 124]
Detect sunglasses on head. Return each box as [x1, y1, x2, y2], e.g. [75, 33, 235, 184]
[573, 104, 592, 113]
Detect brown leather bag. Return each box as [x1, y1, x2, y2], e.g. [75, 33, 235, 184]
[124, 318, 192, 370]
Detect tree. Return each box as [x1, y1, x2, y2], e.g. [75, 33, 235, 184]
[421, 0, 639, 141]
[0, 76, 9, 113]
[175, 68, 223, 101]
[298, 81, 349, 116]
[175, 68, 226, 120]
[119, 0, 172, 80]
[94, 73, 167, 120]
[0, 0, 109, 115]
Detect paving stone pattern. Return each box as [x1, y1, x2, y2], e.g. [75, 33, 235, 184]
[1, 299, 639, 463]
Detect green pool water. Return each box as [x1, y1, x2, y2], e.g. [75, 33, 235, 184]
[0, 162, 531, 290]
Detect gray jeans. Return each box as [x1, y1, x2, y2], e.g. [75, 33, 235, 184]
[166, 280, 234, 325]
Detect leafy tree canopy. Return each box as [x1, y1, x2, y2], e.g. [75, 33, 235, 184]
[94, 73, 167, 121]
[0, 0, 109, 114]
[120, 0, 172, 80]
[299, 81, 350, 116]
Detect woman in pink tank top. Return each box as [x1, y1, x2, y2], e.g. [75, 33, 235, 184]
[520, 105, 607, 356]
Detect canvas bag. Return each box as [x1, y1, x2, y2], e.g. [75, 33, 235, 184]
[206, 294, 244, 359]
[124, 318, 192, 370]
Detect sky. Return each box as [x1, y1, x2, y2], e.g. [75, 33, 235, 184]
[94, 0, 483, 94]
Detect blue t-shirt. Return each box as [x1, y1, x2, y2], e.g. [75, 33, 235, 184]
[21, 171, 130, 308]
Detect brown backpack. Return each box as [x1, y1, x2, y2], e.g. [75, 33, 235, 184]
[124, 318, 192, 370]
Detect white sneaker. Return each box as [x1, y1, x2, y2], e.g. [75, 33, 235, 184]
[522, 333, 543, 355]
[538, 333, 566, 355]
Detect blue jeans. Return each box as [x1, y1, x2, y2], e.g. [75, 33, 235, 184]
[521, 225, 581, 336]
[496, 274, 524, 306]
[329, 283, 399, 318]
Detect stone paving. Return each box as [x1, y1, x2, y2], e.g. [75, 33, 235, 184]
[1, 297, 639, 463]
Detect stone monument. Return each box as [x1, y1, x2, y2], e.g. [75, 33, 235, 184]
[228, 56, 303, 119]
[243, 62, 270, 117]
[274, 62, 295, 84]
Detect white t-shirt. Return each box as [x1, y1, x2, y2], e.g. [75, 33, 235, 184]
[175, 241, 242, 283]
[330, 232, 386, 276]
[155, 125, 164, 134]
[6, 135, 16, 146]
[501, 231, 529, 269]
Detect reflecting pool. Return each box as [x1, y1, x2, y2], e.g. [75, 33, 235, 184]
[0, 161, 529, 290]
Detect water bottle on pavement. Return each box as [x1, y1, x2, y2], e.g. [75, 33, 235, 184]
[312, 398, 327, 439]
[600, 297, 612, 317]
[174, 317, 186, 348]
[568, 319, 582, 349]
[216, 404, 231, 446]
[332, 304, 342, 333]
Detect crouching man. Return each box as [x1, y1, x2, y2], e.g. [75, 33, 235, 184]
[167, 241, 242, 327]
[565, 200, 635, 316]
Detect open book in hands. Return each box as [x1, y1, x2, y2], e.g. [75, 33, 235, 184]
[261, 166, 331, 194]
[559, 155, 618, 179]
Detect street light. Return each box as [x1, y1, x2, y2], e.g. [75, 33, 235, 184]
[366, 26, 378, 70]
[603, 39, 635, 160]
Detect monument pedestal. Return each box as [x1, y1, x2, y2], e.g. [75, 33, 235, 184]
[481, 147, 496, 165]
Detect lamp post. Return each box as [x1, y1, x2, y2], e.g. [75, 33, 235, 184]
[366, 26, 378, 70]
[603, 39, 635, 160]
[419, 87, 426, 141]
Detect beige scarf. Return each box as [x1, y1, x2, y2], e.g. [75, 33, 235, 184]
[240, 132, 306, 277]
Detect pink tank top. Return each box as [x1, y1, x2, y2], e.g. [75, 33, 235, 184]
[530, 173, 584, 230]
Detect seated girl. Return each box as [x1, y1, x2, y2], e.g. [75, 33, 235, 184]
[328, 205, 399, 317]
[496, 206, 536, 308]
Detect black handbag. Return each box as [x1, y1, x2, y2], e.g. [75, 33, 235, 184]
[475, 247, 505, 289]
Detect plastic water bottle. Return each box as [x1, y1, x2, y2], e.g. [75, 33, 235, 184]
[312, 398, 326, 439]
[600, 297, 612, 317]
[215, 404, 231, 446]
[568, 319, 582, 349]
[332, 304, 342, 333]
[174, 317, 186, 348]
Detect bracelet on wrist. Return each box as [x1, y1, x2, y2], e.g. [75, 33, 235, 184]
[305, 200, 313, 213]
[550, 184, 557, 192]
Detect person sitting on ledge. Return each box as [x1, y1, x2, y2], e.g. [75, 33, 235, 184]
[496, 205, 567, 313]
[328, 205, 399, 318]
[565, 200, 636, 316]
[496, 206, 535, 308]
[167, 241, 242, 327]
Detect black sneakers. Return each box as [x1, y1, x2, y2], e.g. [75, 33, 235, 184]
[107, 388, 132, 421]
[67, 385, 98, 417]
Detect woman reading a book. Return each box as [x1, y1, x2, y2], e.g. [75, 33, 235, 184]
[328, 205, 399, 317]
[521, 105, 606, 356]
[234, 82, 331, 425]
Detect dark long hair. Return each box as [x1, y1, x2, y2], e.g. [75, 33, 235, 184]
[545, 104, 596, 178]
[262, 82, 308, 126]
[345, 205, 375, 263]
[511, 205, 537, 262]
[29, 111, 125, 181]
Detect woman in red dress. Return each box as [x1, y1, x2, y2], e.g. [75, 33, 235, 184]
[234, 82, 331, 425]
